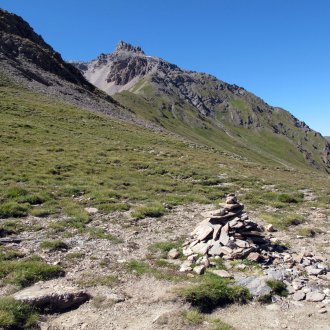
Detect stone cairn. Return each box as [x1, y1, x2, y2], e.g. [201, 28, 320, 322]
[180, 193, 267, 272]
[177, 194, 329, 305]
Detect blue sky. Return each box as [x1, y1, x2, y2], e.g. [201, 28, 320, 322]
[1, 0, 329, 136]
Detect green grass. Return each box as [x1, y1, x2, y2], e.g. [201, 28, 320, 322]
[75, 274, 118, 288]
[261, 213, 305, 230]
[0, 297, 38, 329]
[148, 240, 183, 258]
[40, 240, 69, 251]
[178, 273, 251, 312]
[182, 309, 204, 325]
[266, 279, 288, 297]
[131, 202, 165, 219]
[208, 318, 235, 330]
[0, 257, 64, 287]
[0, 71, 329, 226]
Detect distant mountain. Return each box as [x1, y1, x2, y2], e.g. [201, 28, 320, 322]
[73, 41, 330, 172]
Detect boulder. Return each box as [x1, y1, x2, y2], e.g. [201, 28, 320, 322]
[13, 282, 90, 312]
[236, 276, 272, 297]
[210, 269, 232, 278]
[306, 292, 325, 302]
[167, 249, 180, 259]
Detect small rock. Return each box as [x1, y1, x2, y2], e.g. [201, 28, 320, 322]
[306, 292, 326, 302]
[292, 291, 306, 301]
[266, 224, 275, 232]
[210, 269, 233, 278]
[247, 252, 261, 262]
[318, 309, 327, 314]
[167, 249, 180, 260]
[84, 207, 98, 214]
[194, 265, 206, 275]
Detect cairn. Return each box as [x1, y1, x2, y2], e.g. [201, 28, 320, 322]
[181, 194, 268, 271]
[178, 194, 329, 305]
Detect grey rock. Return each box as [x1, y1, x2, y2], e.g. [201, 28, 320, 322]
[167, 248, 180, 259]
[219, 223, 230, 246]
[212, 224, 222, 240]
[236, 276, 272, 297]
[13, 282, 90, 312]
[306, 292, 325, 302]
[211, 269, 233, 278]
[292, 290, 306, 301]
[194, 265, 206, 275]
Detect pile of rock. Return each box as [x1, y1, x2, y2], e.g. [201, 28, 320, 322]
[180, 194, 269, 272]
[178, 194, 329, 305]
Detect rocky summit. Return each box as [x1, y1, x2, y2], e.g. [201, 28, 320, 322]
[73, 41, 330, 172]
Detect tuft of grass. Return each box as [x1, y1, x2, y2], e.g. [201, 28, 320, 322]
[266, 279, 288, 297]
[261, 213, 305, 230]
[75, 274, 118, 288]
[65, 252, 85, 260]
[0, 202, 29, 218]
[0, 297, 38, 329]
[0, 220, 25, 236]
[126, 260, 151, 275]
[182, 309, 204, 325]
[148, 240, 182, 258]
[40, 240, 69, 251]
[0, 247, 24, 261]
[131, 202, 165, 219]
[0, 257, 64, 287]
[87, 227, 122, 243]
[178, 273, 251, 312]
[208, 318, 235, 330]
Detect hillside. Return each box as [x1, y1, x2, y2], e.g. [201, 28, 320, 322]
[74, 41, 330, 173]
[0, 9, 329, 330]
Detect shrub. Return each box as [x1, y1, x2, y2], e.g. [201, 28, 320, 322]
[0, 202, 29, 218]
[178, 274, 251, 312]
[0, 297, 38, 329]
[40, 240, 69, 251]
[132, 202, 165, 219]
[0, 257, 64, 287]
[266, 280, 288, 297]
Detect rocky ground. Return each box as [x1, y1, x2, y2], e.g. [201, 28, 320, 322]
[1, 200, 329, 330]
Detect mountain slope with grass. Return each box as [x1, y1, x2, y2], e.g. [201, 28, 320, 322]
[74, 41, 330, 173]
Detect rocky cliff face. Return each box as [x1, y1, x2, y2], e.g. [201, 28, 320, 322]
[0, 9, 94, 88]
[73, 42, 330, 172]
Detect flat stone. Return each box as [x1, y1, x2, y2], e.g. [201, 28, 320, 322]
[305, 266, 324, 276]
[236, 276, 272, 297]
[193, 265, 206, 275]
[219, 246, 233, 255]
[247, 252, 261, 262]
[167, 248, 180, 259]
[235, 239, 250, 248]
[266, 269, 288, 281]
[84, 207, 98, 214]
[208, 242, 222, 256]
[191, 241, 210, 255]
[195, 225, 213, 241]
[182, 248, 194, 257]
[266, 224, 275, 232]
[212, 224, 222, 240]
[211, 269, 233, 278]
[179, 260, 193, 272]
[219, 223, 230, 246]
[306, 292, 325, 302]
[292, 290, 306, 301]
[13, 282, 90, 312]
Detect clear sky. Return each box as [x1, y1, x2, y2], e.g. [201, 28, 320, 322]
[1, 0, 329, 136]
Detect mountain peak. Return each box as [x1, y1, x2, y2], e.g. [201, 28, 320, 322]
[115, 40, 145, 54]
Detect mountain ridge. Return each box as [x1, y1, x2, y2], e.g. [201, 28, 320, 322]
[72, 41, 330, 172]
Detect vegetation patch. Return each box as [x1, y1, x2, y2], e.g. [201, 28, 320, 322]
[261, 213, 305, 230]
[0, 297, 38, 329]
[40, 240, 69, 251]
[0, 257, 64, 287]
[266, 279, 288, 297]
[178, 273, 251, 312]
[132, 202, 165, 219]
[148, 240, 183, 258]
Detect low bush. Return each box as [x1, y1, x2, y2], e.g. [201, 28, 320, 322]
[0, 257, 64, 287]
[132, 202, 165, 219]
[0, 297, 38, 329]
[178, 274, 251, 312]
[40, 240, 69, 251]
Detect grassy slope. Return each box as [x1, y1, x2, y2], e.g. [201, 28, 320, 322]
[0, 72, 329, 222]
[114, 77, 328, 172]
